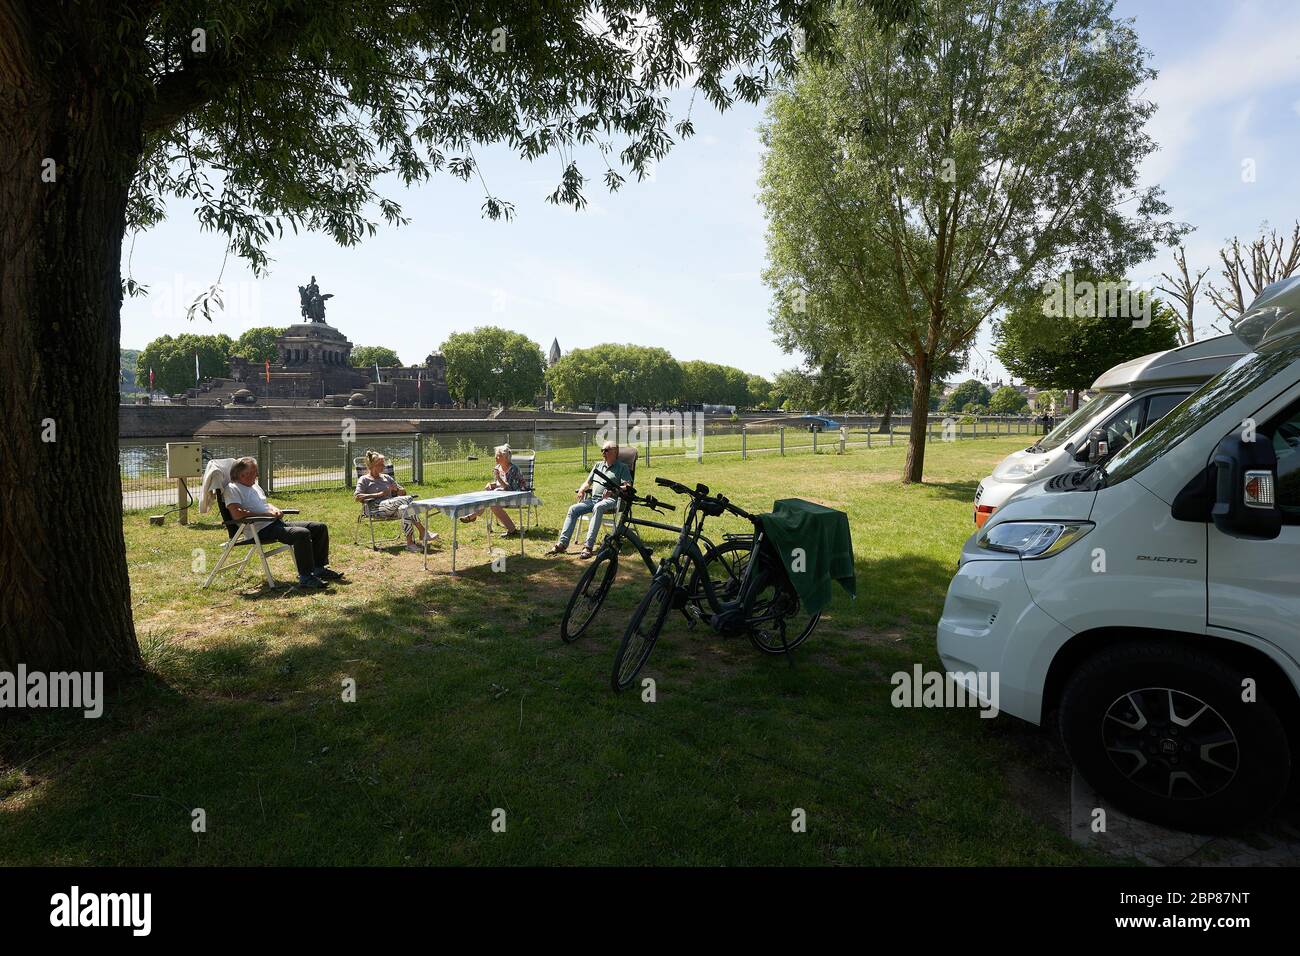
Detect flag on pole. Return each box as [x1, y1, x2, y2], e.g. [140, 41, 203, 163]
[195, 351, 200, 384]
[148, 367, 154, 389]
[265, 359, 271, 384]
[417, 371, 422, 393]
[374, 362, 381, 383]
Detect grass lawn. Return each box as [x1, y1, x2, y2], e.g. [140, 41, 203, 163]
[1, 436, 1099, 865]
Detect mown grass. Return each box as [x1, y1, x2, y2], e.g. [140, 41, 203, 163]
[1, 436, 1097, 865]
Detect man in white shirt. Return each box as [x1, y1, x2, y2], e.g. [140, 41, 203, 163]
[225, 457, 342, 590]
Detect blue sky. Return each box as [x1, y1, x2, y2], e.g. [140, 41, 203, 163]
[120, 0, 1300, 384]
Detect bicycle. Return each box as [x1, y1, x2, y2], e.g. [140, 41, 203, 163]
[559, 484, 752, 643]
[610, 477, 820, 691]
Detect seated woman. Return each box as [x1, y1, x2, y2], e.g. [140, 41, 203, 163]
[459, 444, 526, 537]
[354, 450, 436, 552]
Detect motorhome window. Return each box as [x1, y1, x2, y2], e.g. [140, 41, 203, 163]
[1270, 402, 1300, 520]
[1106, 346, 1300, 486]
[1102, 401, 1144, 453]
[1142, 392, 1186, 428]
[1034, 393, 1125, 452]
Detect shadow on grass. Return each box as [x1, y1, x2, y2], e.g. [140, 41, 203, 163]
[919, 479, 981, 504]
[0, 550, 1087, 866]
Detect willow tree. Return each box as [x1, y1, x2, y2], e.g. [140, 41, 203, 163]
[0, 0, 921, 675]
[760, 0, 1179, 483]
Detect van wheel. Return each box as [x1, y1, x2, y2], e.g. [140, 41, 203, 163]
[1059, 641, 1290, 831]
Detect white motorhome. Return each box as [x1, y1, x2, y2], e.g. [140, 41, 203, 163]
[972, 335, 1247, 527]
[938, 278, 1300, 830]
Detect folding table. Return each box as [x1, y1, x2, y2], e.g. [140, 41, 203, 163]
[410, 490, 541, 572]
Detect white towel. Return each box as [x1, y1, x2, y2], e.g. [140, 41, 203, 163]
[199, 457, 236, 514]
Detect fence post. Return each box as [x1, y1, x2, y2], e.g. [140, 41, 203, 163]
[812, 428, 818, 454]
[582, 431, 588, 470]
[645, 436, 651, 469]
[741, 424, 747, 460]
[413, 435, 423, 484]
[866, 423, 871, 449]
[839, 426, 846, 455]
[779, 426, 785, 456]
[343, 439, 354, 488]
[258, 435, 273, 493]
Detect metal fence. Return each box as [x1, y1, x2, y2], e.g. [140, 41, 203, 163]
[120, 416, 1045, 511]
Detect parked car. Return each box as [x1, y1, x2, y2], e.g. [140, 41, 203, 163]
[938, 277, 1300, 830]
[796, 415, 842, 432]
[972, 334, 1247, 527]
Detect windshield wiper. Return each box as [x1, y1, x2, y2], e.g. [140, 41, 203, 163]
[1087, 463, 1109, 490]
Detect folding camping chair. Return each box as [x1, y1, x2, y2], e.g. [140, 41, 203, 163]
[576, 446, 638, 542]
[352, 457, 408, 550]
[203, 486, 298, 588]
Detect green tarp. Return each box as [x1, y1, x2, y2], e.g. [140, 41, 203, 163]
[758, 498, 856, 615]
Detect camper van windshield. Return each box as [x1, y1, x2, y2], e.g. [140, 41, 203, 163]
[1105, 344, 1300, 486]
[1034, 393, 1125, 452]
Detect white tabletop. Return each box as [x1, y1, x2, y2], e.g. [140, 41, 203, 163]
[412, 490, 540, 519]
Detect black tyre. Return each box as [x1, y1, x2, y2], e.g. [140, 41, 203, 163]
[611, 575, 673, 692]
[560, 548, 618, 643]
[749, 585, 820, 654]
[688, 538, 753, 607]
[1059, 641, 1291, 831]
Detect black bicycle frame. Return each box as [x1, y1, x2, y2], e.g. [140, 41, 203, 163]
[600, 498, 718, 575]
[656, 494, 767, 622]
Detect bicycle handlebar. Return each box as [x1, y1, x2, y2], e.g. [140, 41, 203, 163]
[653, 475, 758, 524]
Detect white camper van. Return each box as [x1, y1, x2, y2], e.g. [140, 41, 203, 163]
[972, 335, 1247, 527]
[938, 278, 1300, 830]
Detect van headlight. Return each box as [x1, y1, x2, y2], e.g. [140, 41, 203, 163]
[1000, 460, 1046, 480]
[977, 521, 1093, 559]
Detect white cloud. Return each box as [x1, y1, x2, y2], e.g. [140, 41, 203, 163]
[1141, 7, 1300, 183]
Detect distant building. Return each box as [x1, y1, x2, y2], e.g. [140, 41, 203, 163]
[186, 281, 451, 407]
[548, 338, 561, 366]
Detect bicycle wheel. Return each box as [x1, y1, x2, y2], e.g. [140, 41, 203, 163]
[560, 547, 619, 643]
[748, 561, 820, 655]
[688, 537, 754, 607]
[611, 575, 674, 691]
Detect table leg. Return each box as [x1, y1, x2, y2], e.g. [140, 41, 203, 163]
[451, 512, 458, 574]
[518, 503, 524, 557]
[422, 507, 428, 571]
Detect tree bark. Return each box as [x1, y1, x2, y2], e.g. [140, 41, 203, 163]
[877, 402, 893, 434]
[0, 4, 144, 676]
[903, 354, 931, 483]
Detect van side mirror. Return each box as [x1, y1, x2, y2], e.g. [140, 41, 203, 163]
[1080, 427, 1107, 462]
[1210, 435, 1281, 540]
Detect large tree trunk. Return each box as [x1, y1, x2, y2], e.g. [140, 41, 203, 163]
[0, 4, 144, 676]
[903, 354, 931, 483]
[877, 402, 893, 434]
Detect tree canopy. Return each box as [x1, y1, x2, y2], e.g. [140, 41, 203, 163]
[441, 327, 545, 407]
[136, 332, 233, 394]
[988, 385, 1028, 415]
[994, 284, 1180, 401]
[231, 326, 287, 364]
[941, 379, 992, 413]
[350, 345, 404, 369]
[547, 343, 683, 408]
[759, 0, 1180, 481]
